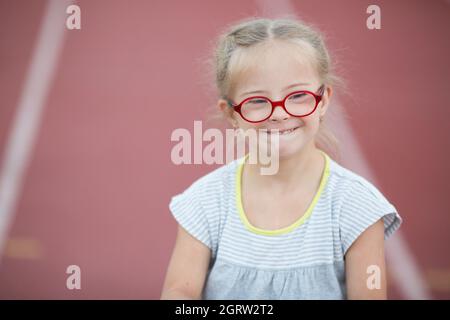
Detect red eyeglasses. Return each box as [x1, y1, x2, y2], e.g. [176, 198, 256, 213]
[227, 85, 325, 123]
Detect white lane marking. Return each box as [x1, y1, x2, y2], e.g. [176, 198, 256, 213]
[0, 0, 74, 261]
[328, 100, 431, 299]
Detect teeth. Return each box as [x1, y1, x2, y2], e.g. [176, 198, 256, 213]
[283, 128, 295, 134]
[269, 127, 299, 135]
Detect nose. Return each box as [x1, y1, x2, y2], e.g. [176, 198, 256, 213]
[269, 104, 290, 122]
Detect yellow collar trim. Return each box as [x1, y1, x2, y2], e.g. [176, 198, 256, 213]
[235, 150, 331, 236]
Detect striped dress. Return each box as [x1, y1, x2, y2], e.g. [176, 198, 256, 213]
[169, 150, 403, 299]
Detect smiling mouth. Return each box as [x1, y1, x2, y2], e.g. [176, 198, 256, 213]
[266, 126, 301, 135]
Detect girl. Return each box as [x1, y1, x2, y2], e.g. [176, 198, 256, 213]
[161, 17, 402, 300]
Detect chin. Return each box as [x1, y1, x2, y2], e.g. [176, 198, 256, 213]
[254, 127, 315, 160]
[256, 140, 304, 160]
[277, 144, 305, 159]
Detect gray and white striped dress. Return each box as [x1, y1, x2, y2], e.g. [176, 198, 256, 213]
[169, 150, 402, 299]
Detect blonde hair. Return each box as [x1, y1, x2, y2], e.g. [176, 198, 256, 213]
[206, 17, 346, 161]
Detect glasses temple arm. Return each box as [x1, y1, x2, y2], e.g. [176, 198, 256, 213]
[226, 98, 235, 107]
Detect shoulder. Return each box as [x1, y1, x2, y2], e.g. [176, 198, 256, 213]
[168, 159, 240, 253]
[326, 156, 394, 207]
[324, 156, 403, 254]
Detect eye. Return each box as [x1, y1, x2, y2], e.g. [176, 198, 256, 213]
[289, 93, 306, 100]
[247, 98, 268, 104]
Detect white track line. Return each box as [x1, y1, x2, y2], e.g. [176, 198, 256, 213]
[328, 101, 431, 299]
[256, 0, 431, 299]
[0, 0, 73, 262]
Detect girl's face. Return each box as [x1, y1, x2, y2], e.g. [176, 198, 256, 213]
[218, 41, 332, 159]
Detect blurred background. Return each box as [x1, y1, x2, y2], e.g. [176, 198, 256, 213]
[0, 0, 449, 299]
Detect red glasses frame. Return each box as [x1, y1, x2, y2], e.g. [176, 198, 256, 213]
[227, 85, 325, 123]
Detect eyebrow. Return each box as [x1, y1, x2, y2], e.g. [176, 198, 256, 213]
[239, 82, 311, 98]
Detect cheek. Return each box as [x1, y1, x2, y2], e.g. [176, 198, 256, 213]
[236, 119, 261, 133]
[302, 117, 320, 132]
[289, 118, 321, 147]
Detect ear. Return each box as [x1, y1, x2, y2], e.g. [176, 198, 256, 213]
[218, 99, 238, 128]
[319, 85, 333, 117]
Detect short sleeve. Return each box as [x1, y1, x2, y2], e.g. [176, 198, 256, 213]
[169, 185, 212, 250]
[339, 179, 403, 255]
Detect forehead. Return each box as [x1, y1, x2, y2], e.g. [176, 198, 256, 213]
[228, 40, 319, 95]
